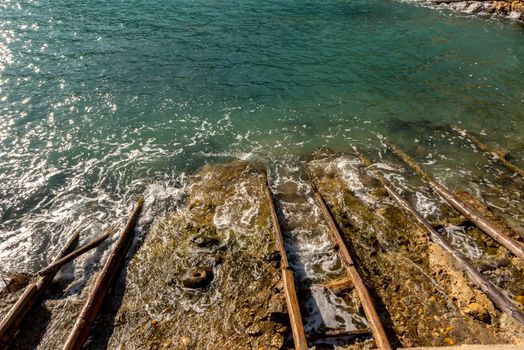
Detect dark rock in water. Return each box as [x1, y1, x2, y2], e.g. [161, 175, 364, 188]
[0, 273, 31, 296]
[191, 230, 220, 249]
[262, 250, 281, 263]
[463, 302, 491, 323]
[181, 268, 214, 289]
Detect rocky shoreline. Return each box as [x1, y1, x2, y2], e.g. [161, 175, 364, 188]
[405, 0, 524, 22]
[1, 148, 524, 349]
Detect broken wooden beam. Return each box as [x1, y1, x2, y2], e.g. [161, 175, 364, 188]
[37, 227, 115, 277]
[324, 277, 354, 295]
[388, 142, 524, 261]
[307, 327, 371, 341]
[62, 196, 144, 350]
[263, 177, 308, 350]
[0, 229, 80, 348]
[311, 183, 392, 350]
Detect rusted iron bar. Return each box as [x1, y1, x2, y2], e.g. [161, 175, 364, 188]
[37, 227, 115, 277]
[389, 143, 524, 261]
[262, 178, 308, 350]
[62, 196, 144, 350]
[378, 176, 524, 325]
[311, 184, 392, 350]
[452, 127, 524, 178]
[0, 229, 80, 348]
[307, 327, 371, 341]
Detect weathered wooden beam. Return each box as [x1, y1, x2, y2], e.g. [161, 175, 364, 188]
[263, 178, 308, 350]
[0, 229, 80, 348]
[37, 227, 115, 277]
[388, 143, 524, 261]
[324, 277, 354, 295]
[307, 327, 371, 341]
[452, 127, 524, 178]
[311, 185, 392, 350]
[282, 269, 308, 350]
[62, 196, 144, 350]
[262, 180, 289, 269]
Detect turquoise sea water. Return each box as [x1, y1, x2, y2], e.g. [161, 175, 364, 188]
[1, 0, 523, 272]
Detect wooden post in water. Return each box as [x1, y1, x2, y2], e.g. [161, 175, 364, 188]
[377, 175, 524, 325]
[0, 229, 80, 349]
[388, 143, 524, 261]
[37, 227, 115, 277]
[262, 178, 308, 350]
[452, 126, 524, 178]
[310, 180, 392, 350]
[62, 196, 144, 350]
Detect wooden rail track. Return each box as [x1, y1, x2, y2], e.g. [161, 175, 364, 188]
[451, 126, 524, 178]
[263, 174, 391, 349]
[388, 143, 524, 261]
[0, 229, 80, 349]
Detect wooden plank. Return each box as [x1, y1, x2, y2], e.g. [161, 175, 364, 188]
[0, 229, 80, 348]
[324, 277, 354, 295]
[282, 269, 309, 350]
[263, 177, 308, 350]
[37, 227, 115, 276]
[62, 196, 144, 350]
[312, 187, 392, 350]
[389, 143, 524, 261]
[262, 180, 289, 269]
[307, 327, 371, 341]
[313, 192, 354, 266]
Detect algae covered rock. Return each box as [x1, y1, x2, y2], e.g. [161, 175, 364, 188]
[305, 150, 524, 347]
[88, 161, 285, 350]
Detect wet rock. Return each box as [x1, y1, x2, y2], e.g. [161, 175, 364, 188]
[262, 250, 280, 263]
[181, 267, 214, 289]
[492, 1, 512, 14]
[247, 324, 262, 336]
[270, 334, 285, 348]
[467, 2, 484, 14]
[0, 273, 31, 296]
[191, 228, 220, 249]
[463, 302, 491, 323]
[181, 336, 191, 346]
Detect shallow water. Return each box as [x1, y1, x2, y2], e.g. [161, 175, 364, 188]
[1, 0, 523, 286]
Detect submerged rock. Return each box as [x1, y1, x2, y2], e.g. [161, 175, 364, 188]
[181, 267, 214, 289]
[0, 273, 31, 297]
